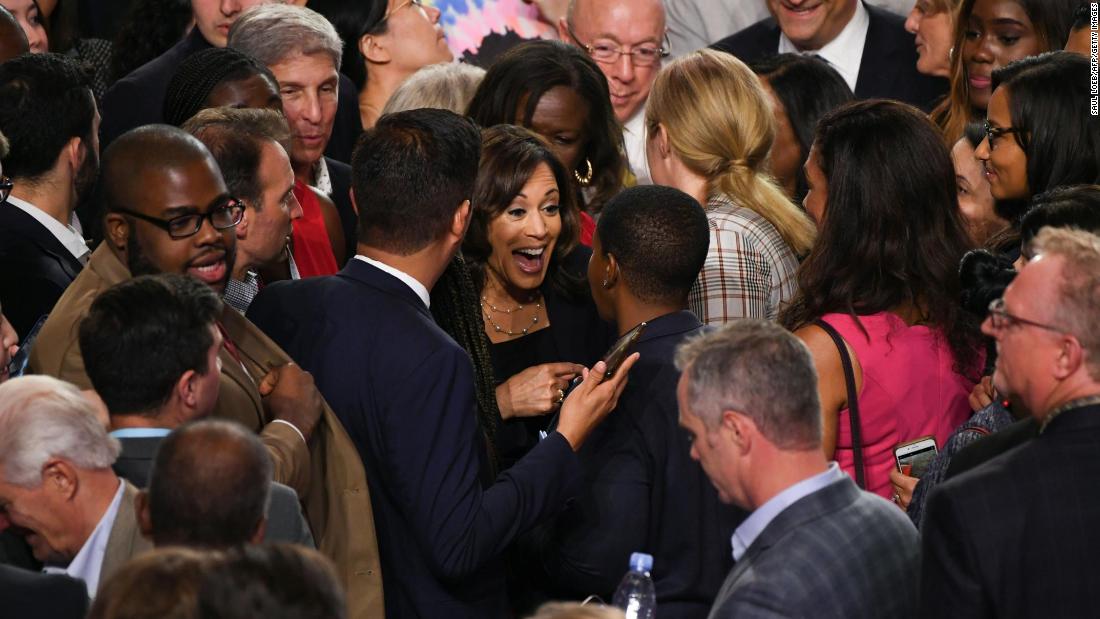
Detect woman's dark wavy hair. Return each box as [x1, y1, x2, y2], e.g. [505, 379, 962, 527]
[1021, 184, 1100, 248]
[463, 124, 584, 300]
[466, 39, 625, 214]
[308, 0, 386, 92]
[990, 52, 1100, 221]
[110, 0, 192, 83]
[750, 54, 853, 203]
[779, 99, 982, 374]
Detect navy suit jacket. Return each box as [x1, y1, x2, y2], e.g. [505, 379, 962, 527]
[921, 403, 1100, 618]
[523, 311, 745, 618]
[248, 258, 584, 618]
[0, 201, 83, 342]
[709, 476, 919, 619]
[0, 564, 88, 619]
[711, 3, 946, 111]
[324, 157, 358, 264]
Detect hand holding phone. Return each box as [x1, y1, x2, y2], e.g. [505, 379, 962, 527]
[894, 436, 938, 479]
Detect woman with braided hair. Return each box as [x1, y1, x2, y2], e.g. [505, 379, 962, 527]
[646, 49, 814, 324]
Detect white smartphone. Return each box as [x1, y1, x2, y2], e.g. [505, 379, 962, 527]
[894, 436, 938, 479]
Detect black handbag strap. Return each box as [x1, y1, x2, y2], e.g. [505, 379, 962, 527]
[813, 319, 866, 489]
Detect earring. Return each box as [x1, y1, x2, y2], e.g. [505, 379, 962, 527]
[574, 158, 594, 186]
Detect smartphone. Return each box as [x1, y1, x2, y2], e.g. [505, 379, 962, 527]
[564, 321, 647, 393]
[6, 315, 47, 379]
[894, 436, 938, 479]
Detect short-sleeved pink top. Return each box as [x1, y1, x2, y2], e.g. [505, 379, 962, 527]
[820, 312, 977, 499]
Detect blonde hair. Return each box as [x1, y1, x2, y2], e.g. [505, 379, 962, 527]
[646, 49, 815, 255]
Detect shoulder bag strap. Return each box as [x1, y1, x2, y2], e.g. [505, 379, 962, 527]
[813, 318, 866, 489]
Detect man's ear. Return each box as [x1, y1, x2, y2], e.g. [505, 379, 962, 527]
[235, 205, 251, 240]
[104, 212, 130, 253]
[452, 199, 472, 239]
[135, 490, 153, 540]
[1053, 335, 1085, 380]
[360, 33, 391, 65]
[177, 369, 199, 409]
[63, 136, 83, 178]
[720, 410, 753, 454]
[43, 459, 79, 501]
[604, 252, 621, 289]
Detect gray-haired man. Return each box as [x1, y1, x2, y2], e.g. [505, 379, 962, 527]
[676, 320, 918, 619]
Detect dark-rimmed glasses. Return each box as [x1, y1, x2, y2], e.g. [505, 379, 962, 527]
[983, 121, 1022, 150]
[115, 198, 244, 239]
[0, 175, 12, 203]
[987, 298, 1064, 334]
[565, 23, 670, 67]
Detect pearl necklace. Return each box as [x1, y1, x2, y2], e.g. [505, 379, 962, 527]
[480, 295, 542, 337]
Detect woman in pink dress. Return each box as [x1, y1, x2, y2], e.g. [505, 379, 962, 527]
[780, 100, 985, 500]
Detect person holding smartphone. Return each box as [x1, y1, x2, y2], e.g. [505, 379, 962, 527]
[514, 185, 745, 617]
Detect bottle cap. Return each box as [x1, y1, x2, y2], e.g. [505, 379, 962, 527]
[629, 552, 653, 572]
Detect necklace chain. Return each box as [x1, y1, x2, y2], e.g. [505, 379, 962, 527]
[480, 297, 542, 337]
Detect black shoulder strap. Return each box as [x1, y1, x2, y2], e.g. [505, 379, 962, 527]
[813, 319, 866, 489]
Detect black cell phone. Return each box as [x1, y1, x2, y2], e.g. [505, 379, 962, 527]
[7, 315, 47, 378]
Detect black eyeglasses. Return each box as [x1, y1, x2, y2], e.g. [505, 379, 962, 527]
[0, 175, 12, 203]
[987, 298, 1065, 334]
[983, 121, 1022, 150]
[115, 198, 244, 239]
[565, 23, 670, 67]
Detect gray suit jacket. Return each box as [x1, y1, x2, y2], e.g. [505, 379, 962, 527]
[708, 476, 918, 619]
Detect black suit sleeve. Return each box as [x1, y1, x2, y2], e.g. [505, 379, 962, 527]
[382, 344, 583, 581]
[919, 485, 990, 618]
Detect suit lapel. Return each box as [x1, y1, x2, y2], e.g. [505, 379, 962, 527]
[0, 202, 84, 279]
[99, 481, 152, 592]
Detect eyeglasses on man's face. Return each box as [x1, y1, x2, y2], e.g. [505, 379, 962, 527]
[0, 175, 12, 203]
[986, 298, 1064, 334]
[983, 121, 1022, 150]
[565, 23, 670, 67]
[115, 197, 244, 240]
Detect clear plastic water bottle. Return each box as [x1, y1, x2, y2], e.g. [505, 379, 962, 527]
[612, 552, 656, 619]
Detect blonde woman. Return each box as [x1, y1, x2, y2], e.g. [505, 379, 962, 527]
[646, 49, 814, 324]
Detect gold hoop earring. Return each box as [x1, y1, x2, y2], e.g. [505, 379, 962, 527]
[574, 158, 593, 186]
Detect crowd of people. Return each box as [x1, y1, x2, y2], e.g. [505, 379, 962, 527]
[0, 0, 1098, 617]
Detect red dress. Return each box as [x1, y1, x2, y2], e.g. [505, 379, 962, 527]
[578, 211, 595, 247]
[291, 180, 338, 278]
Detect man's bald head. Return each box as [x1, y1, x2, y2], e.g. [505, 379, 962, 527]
[145, 419, 272, 548]
[561, 0, 666, 122]
[0, 6, 28, 63]
[101, 125, 218, 212]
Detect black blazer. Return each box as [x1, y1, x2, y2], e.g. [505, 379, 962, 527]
[921, 403, 1100, 618]
[324, 157, 358, 264]
[711, 3, 946, 111]
[247, 258, 584, 617]
[0, 201, 83, 342]
[0, 564, 88, 619]
[522, 311, 745, 618]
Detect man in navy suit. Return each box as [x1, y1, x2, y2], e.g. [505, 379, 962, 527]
[676, 321, 919, 619]
[248, 108, 637, 618]
[712, 0, 945, 110]
[0, 53, 97, 342]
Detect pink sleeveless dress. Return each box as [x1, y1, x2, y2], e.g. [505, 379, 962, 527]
[821, 312, 977, 499]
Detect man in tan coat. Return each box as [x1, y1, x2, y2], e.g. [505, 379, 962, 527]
[29, 125, 383, 617]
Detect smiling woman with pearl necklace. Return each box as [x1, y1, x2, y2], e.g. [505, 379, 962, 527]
[462, 124, 614, 471]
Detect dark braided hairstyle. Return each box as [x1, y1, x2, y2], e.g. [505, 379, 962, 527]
[162, 47, 279, 127]
[430, 252, 500, 469]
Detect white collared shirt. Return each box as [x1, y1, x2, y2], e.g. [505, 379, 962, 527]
[6, 195, 90, 264]
[43, 479, 124, 597]
[778, 1, 869, 93]
[622, 107, 652, 186]
[312, 157, 332, 196]
[730, 462, 846, 562]
[354, 255, 431, 309]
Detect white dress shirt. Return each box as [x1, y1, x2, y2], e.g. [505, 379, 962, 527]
[778, 0, 869, 93]
[730, 462, 846, 561]
[622, 108, 652, 186]
[43, 479, 124, 597]
[6, 195, 90, 264]
[354, 255, 431, 309]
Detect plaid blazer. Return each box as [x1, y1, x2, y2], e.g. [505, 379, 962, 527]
[708, 476, 919, 619]
[688, 193, 799, 325]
